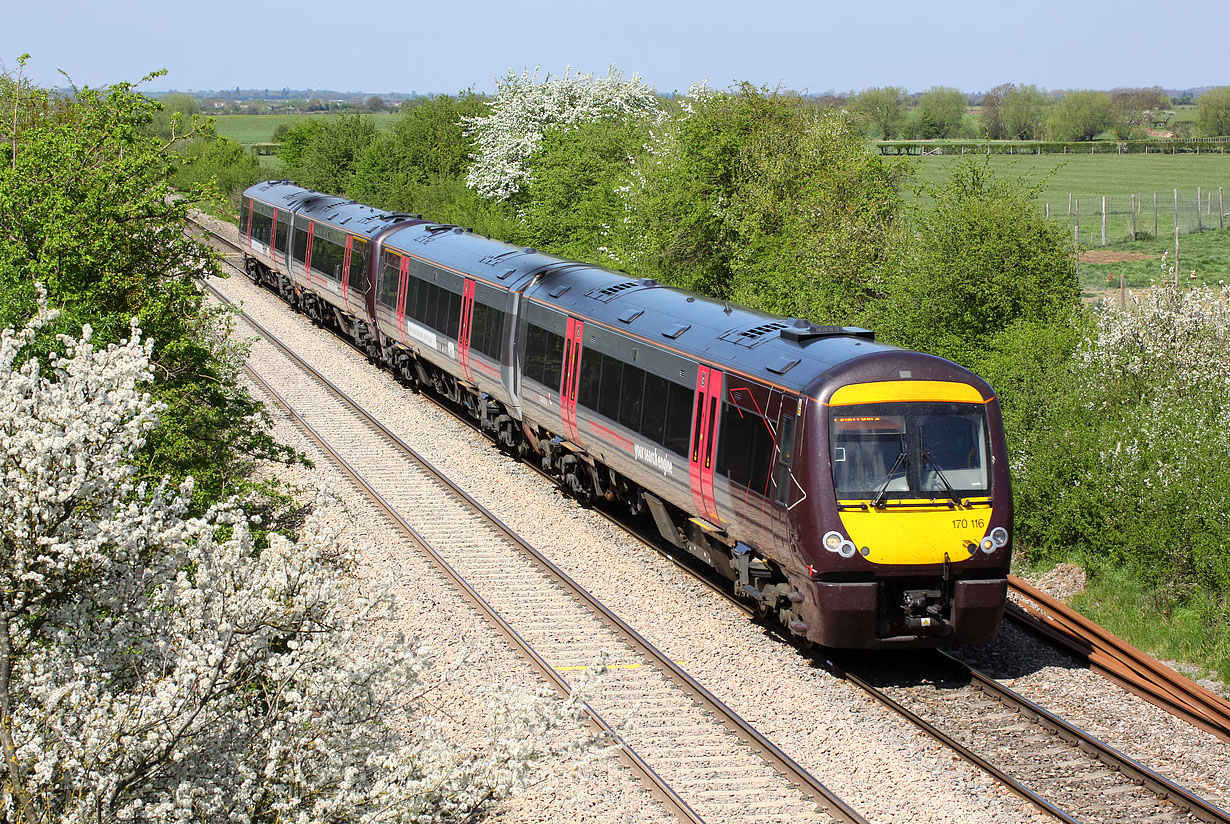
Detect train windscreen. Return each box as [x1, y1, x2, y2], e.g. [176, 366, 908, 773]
[830, 403, 989, 502]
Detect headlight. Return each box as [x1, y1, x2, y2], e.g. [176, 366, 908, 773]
[838, 539, 857, 558]
[980, 536, 996, 554]
[990, 527, 1009, 548]
[823, 531, 844, 552]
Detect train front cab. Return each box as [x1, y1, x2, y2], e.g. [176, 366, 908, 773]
[793, 372, 1011, 649]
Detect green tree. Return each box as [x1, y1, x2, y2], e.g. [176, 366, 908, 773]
[851, 86, 906, 139]
[149, 92, 201, 139]
[1196, 86, 1230, 136]
[348, 93, 485, 207]
[878, 158, 1078, 365]
[366, 94, 387, 112]
[0, 66, 296, 510]
[283, 113, 377, 193]
[171, 135, 263, 213]
[979, 84, 1013, 139]
[1001, 84, 1049, 140]
[522, 115, 652, 263]
[915, 86, 969, 139]
[1050, 90, 1112, 141]
[619, 86, 906, 321]
[276, 118, 322, 169]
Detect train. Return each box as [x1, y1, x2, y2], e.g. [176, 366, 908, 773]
[239, 180, 1012, 649]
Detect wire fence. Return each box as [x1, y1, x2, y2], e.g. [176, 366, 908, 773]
[1045, 187, 1228, 246]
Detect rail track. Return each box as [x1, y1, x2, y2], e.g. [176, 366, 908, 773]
[834, 649, 1229, 824]
[194, 214, 1229, 824]
[202, 266, 866, 824]
[1006, 576, 1230, 744]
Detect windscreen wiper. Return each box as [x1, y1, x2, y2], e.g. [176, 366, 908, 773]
[871, 451, 908, 509]
[922, 449, 963, 507]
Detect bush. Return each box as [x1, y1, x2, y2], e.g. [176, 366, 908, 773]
[0, 299, 601, 823]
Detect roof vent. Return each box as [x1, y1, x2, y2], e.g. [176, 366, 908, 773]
[720, 321, 788, 348]
[780, 325, 875, 343]
[586, 281, 638, 302]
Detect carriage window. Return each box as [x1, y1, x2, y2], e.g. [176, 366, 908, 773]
[524, 323, 563, 388]
[251, 208, 273, 246]
[292, 224, 309, 264]
[443, 289, 461, 339]
[717, 404, 775, 496]
[598, 354, 623, 420]
[663, 381, 693, 456]
[311, 234, 345, 281]
[579, 349, 602, 411]
[274, 213, 290, 255]
[640, 373, 669, 443]
[349, 238, 369, 293]
[618, 365, 646, 432]
[376, 252, 400, 307]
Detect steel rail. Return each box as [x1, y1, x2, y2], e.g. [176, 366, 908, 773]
[203, 275, 868, 824]
[1007, 575, 1230, 744]
[950, 651, 1230, 824]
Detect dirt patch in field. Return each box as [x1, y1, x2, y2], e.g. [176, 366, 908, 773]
[1080, 250, 1155, 264]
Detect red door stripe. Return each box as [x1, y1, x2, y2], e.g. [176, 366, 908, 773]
[395, 256, 410, 337]
[304, 222, 315, 284]
[700, 370, 723, 522]
[342, 236, 353, 304]
[459, 279, 475, 383]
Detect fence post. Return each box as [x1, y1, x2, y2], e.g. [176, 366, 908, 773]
[1175, 227, 1180, 287]
[1120, 273, 1126, 309]
[1198, 186, 1203, 231]
[1153, 192, 1158, 237]
[1102, 196, 1107, 246]
[1174, 189, 1179, 234]
[1131, 194, 1136, 241]
[1221, 187, 1225, 230]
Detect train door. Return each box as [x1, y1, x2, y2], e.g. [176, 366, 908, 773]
[341, 235, 353, 305]
[559, 318, 584, 444]
[268, 208, 279, 258]
[458, 279, 476, 383]
[394, 255, 410, 337]
[689, 365, 724, 524]
[306, 222, 317, 284]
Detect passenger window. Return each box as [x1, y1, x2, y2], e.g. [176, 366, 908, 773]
[619, 366, 646, 432]
[640, 373, 668, 443]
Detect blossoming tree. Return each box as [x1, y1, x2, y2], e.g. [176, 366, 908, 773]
[0, 293, 596, 823]
[464, 66, 661, 202]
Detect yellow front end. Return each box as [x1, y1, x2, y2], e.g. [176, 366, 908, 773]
[836, 498, 994, 565]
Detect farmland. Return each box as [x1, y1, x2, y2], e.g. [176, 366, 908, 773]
[213, 112, 401, 147]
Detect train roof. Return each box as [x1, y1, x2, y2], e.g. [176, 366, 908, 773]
[382, 220, 904, 395]
[244, 181, 419, 240]
[250, 182, 976, 397]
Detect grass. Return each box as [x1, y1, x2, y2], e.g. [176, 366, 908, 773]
[1077, 226, 1230, 290]
[1069, 563, 1229, 686]
[213, 112, 401, 148]
[909, 152, 1230, 205]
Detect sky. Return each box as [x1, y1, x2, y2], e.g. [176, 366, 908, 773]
[3, 0, 1227, 96]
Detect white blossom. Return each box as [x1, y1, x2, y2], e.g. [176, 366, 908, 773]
[464, 66, 661, 202]
[0, 288, 603, 823]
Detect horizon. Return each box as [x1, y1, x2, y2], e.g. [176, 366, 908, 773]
[3, 0, 1227, 97]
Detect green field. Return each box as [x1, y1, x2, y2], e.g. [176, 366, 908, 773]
[910, 153, 1230, 243]
[213, 112, 401, 147]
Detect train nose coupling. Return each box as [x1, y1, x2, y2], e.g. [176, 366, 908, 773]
[902, 588, 952, 633]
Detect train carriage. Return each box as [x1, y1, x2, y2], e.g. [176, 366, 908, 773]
[240, 181, 1011, 650]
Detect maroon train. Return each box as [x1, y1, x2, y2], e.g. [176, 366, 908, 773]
[240, 180, 1012, 649]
